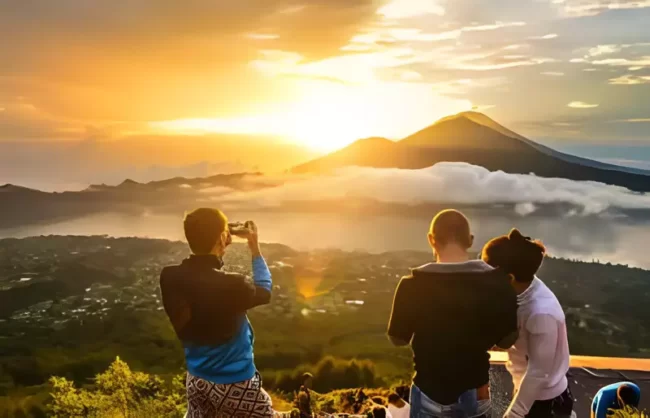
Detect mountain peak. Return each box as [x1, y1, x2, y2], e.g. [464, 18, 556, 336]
[433, 111, 528, 142]
[434, 110, 491, 125]
[354, 136, 394, 145]
[118, 179, 141, 187]
[0, 184, 36, 192]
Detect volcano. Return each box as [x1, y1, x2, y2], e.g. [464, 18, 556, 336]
[293, 112, 650, 192]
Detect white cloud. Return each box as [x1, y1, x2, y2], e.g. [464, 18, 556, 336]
[587, 44, 621, 57]
[456, 57, 554, 71]
[503, 44, 530, 50]
[557, 0, 650, 16]
[462, 21, 527, 32]
[568, 101, 599, 108]
[246, 33, 280, 40]
[609, 74, 650, 85]
[377, 0, 445, 19]
[529, 33, 558, 40]
[591, 57, 650, 67]
[214, 163, 650, 215]
[541, 71, 565, 76]
[612, 118, 650, 122]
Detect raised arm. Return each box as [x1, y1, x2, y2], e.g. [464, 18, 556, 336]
[240, 220, 272, 309]
[249, 254, 272, 307]
[505, 314, 559, 418]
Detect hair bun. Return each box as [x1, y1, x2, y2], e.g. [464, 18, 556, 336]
[508, 228, 525, 241]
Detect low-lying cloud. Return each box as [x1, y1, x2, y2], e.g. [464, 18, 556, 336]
[213, 163, 650, 215]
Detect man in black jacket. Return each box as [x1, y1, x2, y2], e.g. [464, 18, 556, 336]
[160, 208, 274, 417]
[388, 209, 518, 418]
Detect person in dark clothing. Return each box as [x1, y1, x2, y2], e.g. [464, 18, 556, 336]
[298, 373, 314, 418]
[160, 208, 274, 417]
[388, 209, 518, 418]
[372, 406, 389, 418]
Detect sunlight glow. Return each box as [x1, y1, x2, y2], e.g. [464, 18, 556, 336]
[151, 81, 471, 152]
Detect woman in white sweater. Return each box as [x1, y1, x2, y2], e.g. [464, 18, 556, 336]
[481, 229, 573, 418]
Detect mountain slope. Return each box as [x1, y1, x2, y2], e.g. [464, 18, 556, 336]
[457, 111, 650, 176]
[293, 112, 650, 192]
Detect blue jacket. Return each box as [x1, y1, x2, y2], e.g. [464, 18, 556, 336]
[592, 382, 641, 418]
[160, 254, 272, 384]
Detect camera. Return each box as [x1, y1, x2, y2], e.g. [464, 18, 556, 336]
[228, 222, 251, 237]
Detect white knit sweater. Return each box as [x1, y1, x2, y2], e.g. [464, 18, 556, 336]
[505, 277, 570, 418]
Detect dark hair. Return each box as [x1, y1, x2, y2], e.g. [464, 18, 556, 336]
[618, 384, 641, 408]
[387, 393, 401, 404]
[394, 385, 410, 402]
[371, 407, 387, 418]
[430, 209, 472, 249]
[371, 397, 386, 406]
[302, 372, 313, 382]
[481, 228, 546, 283]
[183, 208, 228, 255]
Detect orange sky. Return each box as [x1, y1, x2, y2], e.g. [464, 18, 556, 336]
[1, 0, 650, 154]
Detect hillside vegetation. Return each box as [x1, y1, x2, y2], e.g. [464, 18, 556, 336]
[1, 236, 649, 416]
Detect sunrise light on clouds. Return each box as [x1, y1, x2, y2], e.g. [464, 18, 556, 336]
[0, 0, 649, 152]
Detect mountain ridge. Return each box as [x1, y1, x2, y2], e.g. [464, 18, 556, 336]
[293, 112, 650, 191]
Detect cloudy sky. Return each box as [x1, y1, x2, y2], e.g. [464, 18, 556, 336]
[1, 0, 649, 187]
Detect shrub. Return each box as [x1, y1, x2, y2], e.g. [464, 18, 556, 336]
[266, 356, 382, 393]
[609, 406, 649, 418]
[49, 357, 185, 418]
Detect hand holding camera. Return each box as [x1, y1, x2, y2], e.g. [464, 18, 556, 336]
[228, 221, 260, 256]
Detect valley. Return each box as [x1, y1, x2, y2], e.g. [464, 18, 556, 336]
[1, 235, 649, 399]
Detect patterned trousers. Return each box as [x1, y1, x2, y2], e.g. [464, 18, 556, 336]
[186, 372, 274, 418]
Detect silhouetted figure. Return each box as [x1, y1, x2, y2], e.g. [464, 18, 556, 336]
[371, 406, 391, 418]
[592, 382, 641, 418]
[372, 397, 387, 406]
[298, 373, 314, 418]
[388, 209, 518, 418]
[160, 210, 273, 417]
[354, 389, 369, 414]
[482, 229, 573, 418]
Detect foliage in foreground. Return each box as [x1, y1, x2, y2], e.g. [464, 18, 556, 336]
[265, 356, 385, 394]
[47, 356, 390, 417]
[49, 357, 185, 418]
[609, 406, 649, 418]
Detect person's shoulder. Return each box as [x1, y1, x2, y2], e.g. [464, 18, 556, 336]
[218, 270, 255, 290]
[160, 264, 182, 283]
[219, 269, 249, 281]
[396, 274, 416, 289]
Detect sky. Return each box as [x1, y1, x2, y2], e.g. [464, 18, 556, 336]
[1, 0, 649, 188]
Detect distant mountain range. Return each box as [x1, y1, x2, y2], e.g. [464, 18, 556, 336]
[293, 112, 650, 191]
[1, 111, 650, 231]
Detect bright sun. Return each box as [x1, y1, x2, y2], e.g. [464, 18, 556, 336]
[150, 81, 471, 153]
[284, 84, 380, 151]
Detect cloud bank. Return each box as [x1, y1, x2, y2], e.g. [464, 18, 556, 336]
[213, 163, 650, 215]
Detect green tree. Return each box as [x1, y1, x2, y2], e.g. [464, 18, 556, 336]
[49, 357, 185, 418]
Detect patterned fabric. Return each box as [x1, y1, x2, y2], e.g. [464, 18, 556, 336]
[186, 372, 274, 418]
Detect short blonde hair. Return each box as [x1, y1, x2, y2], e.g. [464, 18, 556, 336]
[183, 208, 228, 255]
